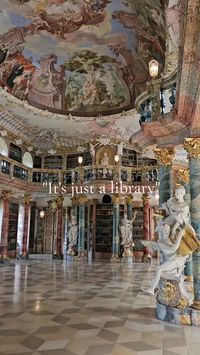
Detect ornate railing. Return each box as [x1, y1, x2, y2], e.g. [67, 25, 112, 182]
[0, 154, 158, 186]
[135, 70, 177, 124]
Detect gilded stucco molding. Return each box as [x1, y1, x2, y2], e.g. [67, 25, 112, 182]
[154, 148, 175, 167]
[184, 138, 200, 159]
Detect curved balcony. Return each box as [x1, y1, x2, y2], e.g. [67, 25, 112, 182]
[135, 70, 177, 124]
[0, 154, 158, 193]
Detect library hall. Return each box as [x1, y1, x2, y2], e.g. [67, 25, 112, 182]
[0, 0, 200, 354]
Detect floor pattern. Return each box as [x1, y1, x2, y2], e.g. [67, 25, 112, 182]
[0, 258, 198, 354]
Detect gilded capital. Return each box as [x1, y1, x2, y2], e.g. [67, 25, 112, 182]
[184, 138, 200, 158]
[177, 169, 190, 185]
[1, 190, 12, 201]
[55, 195, 64, 208]
[154, 148, 174, 167]
[112, 194, 120, 205]
[125, 195, 134, 205]
[142, 193, 150, 205]
[23, 194, 32, 205]
[76, 194, 88, 205]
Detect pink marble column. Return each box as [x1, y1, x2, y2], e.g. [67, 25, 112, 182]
[142, 193, 151, 262]
[55, 196, 64, 259]
[0, 191, 12, 258]
[22, 195, 32, 257]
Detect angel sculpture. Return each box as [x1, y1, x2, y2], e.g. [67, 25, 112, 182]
[120, 211, 137, 257]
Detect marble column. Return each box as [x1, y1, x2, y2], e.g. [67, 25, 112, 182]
[184, 138, 200, 309]
[92, 199, 97, 259]
[22, 195, 32, 258]
[125, 196, 133, 220]
[177, 168, 193, 281]
[111, 195, 120, 262]
[0, 191, 12, 260]
[142, 193, 151, 262]
[54, 196, 64, 259]
[77, 195, 87, 261]
[154, 148, 174, 207]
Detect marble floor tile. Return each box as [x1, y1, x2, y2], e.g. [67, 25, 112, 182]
[0, 259, 196, 354]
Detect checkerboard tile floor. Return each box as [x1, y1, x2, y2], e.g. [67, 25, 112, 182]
[0, 259, 197, 354]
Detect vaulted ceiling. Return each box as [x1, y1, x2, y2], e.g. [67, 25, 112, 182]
[0, 0, 181, 148]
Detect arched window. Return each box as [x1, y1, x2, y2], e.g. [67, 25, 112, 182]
[0, 137, 8, 157]
[22, 152, 33, 168]
[102, 194, 112, 204]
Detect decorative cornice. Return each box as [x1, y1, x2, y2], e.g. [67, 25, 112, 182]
[184, 138, 200, 158]
[154, 147, 174, 166]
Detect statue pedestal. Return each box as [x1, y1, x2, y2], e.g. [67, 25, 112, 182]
[157, 276, 193, 309]
[156, 301, 200, 326]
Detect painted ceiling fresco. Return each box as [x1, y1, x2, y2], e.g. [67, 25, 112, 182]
[0, 0, 166, 116]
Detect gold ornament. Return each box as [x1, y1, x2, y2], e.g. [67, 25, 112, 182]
[125, 196, 134, 205]
[1, 190, 12, 201]
[177, 169, 190, 185]
[184, 138, 200, 158]
[112, 194, 120, 205]
[142, 193, 150, 205]
[154, 148, 174, 166]
[22, 194, 32, 205]
[55, 195, 64, 207]
[76, 194, 88, 205]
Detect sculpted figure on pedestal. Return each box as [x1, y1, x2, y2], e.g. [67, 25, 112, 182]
[120, 211, 137, 257]
[141, 186, 200, 308]
[67, 214, 78, 256]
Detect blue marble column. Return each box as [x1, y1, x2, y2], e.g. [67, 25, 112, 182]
[184, 138, 200, 309]
[154, 148, 174, 207]
[126, 196, 133, 220]
[158, 166, 173, 207]
[111, 195, 120, 261]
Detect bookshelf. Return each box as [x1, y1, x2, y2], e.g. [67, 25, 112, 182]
[44, 155, 63, 170]
[8, 202, 19, 257]
[95, 203, 124, 258]
[122, 148, 137, 166]
[132, 207, 144, 250]
[9, 143, 22, 163]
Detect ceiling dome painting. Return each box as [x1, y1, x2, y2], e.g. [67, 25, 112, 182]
[0, 0, 166, 116]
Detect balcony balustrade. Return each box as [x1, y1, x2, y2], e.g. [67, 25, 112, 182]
[0, 154, 158, 189]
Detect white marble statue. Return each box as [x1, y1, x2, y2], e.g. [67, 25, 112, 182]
[67, 214, 78, 256]
[120, 211, 137, 256]
[141, 186, 199, 307]
[161, 185, 190, 236]
[141, 223, 189, 295]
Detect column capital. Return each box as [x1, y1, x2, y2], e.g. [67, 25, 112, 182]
[125, 195, 134, 205]
[184, 138, 200, 158]
[22, 194, 32, 205]
[112, 194, 120, 205]
[1, 190, 12, 201]
[76, 194, 88, 205]
[55, 195, 64, 208]
[142, 193, 150, 206]
[154, 147, 174, 167]
[177, 169, 190, 185]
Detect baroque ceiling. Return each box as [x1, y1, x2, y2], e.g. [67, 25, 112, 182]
[0, 0, 181, 148]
